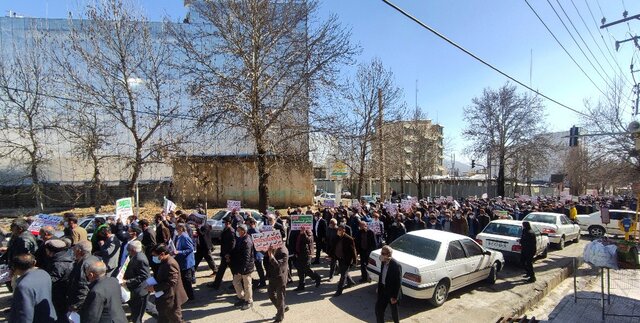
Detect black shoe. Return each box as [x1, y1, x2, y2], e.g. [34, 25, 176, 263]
[526, 277, 537, 283]
[333, 291, 342, 297]
[358, 278, 368, 284]
[227, 285, 235, 291]
[293, 285, 305, 292]
[345, 281, 355, 288]
[523, 274, 530, 278]
[207, 282, 220, 289]
[241, 302, 253, 310]
[234, 300, 246, 307]
[274, 318, 283, 323]
[315, 276, 322, 288]
[285, 306, 290, 312]
[311, 260, 320, 265]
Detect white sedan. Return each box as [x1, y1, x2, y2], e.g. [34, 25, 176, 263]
[314, 193, 336, 206]
[367, 229, 505, 307]
[522, 212, 580, 250]
[476, 219, 549, 262]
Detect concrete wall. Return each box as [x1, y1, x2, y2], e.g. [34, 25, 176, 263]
[172, 156, 314, 208]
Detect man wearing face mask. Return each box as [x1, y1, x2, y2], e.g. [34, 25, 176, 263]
[375, 246, 402, 323]
[451, 211, 469, 236]
[80, 261, 127, 323]
[231, 224, 255, 310]
[331, 224, 357, 297]
[148, 244, 188, 323]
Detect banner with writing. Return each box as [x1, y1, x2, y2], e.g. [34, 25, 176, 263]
[226, 200, 241, 211]
[290, 215, 312, 231]
[28, 214, 62, 233]
[251, 231, 283, 252]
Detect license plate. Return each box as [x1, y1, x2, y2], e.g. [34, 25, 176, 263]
[487, 240, 507, 250]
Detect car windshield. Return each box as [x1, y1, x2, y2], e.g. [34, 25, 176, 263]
[483, 223, 522, 237]
[524, 213, 556, 224]
[211, 210, 228, 220]
[389, 234, 441, 261]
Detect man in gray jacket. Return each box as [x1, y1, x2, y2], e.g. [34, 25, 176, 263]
[96, 226, 121, 277]
[9, 253, 57, 322]
[80, 261, 127, 323]
[67, 241, 100, 313]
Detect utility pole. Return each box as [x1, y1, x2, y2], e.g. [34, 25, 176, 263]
[600, 13, 640, 29]
[378, 88, 386, 200]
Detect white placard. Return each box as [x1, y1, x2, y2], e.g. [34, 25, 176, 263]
[27, 214, 62, 233]
[251, 231, 283, 252]
[226, 200, 241, 211]
[116, 197, 134, 221]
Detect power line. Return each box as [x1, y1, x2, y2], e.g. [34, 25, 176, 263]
[0, 85, 199, 122]
[381, 0, 590, 118]
[569, 0, 632, 86]
[552, 0, 618, 88]
[523, 0, 606, 97]
[585, 0, 632, 82]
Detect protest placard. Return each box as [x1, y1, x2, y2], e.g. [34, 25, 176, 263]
[290, 215, 312, 231]
[400, 199, 412, 213]
[385, 203, 398, 216]
[446, 196, 454, 202]
[351, 199, 361, 210]
[251, 231, 283, 252]
[260, 225, 273, 232]
[0, 266, 11, 284]
[367, 221, 382, 235]
[226, 200, 241, 211]
[27, 214, 62, 233]
[163, 198, 177, 214]
[116, 197, 134, 221]
[323, 199, 335, 208]
[116, 256, 130, 284]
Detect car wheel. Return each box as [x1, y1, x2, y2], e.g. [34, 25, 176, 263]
[486, 262, 498, 284]
[540, 246, 548, 259]
[556, 236, 565, 250]
[430, 280, 449, 307]
[588, 226, 605, 238]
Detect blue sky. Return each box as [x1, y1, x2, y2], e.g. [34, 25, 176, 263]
[2, 0, 638, 163]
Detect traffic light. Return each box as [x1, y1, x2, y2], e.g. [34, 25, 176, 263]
[569, 126, 579, 147]
[471, 159, 475, 168]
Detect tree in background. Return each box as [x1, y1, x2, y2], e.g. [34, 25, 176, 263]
[404, 107, 442, 199]
[172, 0, 356, 212]
[0, 24, 54, 210]
[58, 0, 185, 198]
[333, 58, 404, 198]
[463, 83, 547, 197]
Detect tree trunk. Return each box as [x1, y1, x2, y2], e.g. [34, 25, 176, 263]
[257, 141, 269, 213]
[417, 177, 423, 199]
[31, 159, 43, 211]
[128, 144, 143, 198]
[497, 151, 506, 197]
[92, 154, 102, 213]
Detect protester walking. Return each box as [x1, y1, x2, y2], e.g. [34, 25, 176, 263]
[375, 246, 402, 323]
[265, 245, 289, 323]
[521, 221, 537, 283]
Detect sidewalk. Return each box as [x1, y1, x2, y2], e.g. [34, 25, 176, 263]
[526, 265, 640, 322]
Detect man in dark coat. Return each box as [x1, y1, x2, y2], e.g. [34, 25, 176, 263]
[123, 241, 150, 323]
[325, 218, 339, 279]
[375, 246, 402, 323]
[95, 226, 121, 277]
[521, 221, 537, 283]
[9, 254, 57, 323]
[332, 224, 357, 297]
[44, 239, 74, 323]
[80, 261, 127, 323]
[231, 224, 255, 310]
[67, 241, 100, 313]
[35, 226, 56, 269]
[210, 216, 235, 289]
[293, 228, 321, 291]
[357, 221, 376, 283]
[149, 244, 188, 323]
[194, 220, 217, 277]
[139, 219, 156, 264]
[312, 212, 327, 264]
[1, 219, 37, 264]
[265, 245, 289, 323]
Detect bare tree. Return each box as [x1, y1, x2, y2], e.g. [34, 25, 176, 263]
[55, 0, 185, 197]
[171, 0, 357, 212]
[333, 58, 404, 198]
[463, 83, 547, 197]
[0, 24, 55, 210]
[508, 134, 554, 195]
[404, 107, 442, 199]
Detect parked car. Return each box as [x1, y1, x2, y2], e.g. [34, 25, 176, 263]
[314, 193, 336, 205]
[577, 209, 639, 237]
[391, 193, 412, 203]
[367, 229, 504, 307]
[521, 212, 580, 250]
[361, 195, 376, 205]
[341, 190, 352, 198]
[78, 214, 118, 240]
[475, 219, 549, 262]
[207, 209, 264, 241]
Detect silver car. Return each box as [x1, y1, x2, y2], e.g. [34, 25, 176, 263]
[207, 209, 264, 241]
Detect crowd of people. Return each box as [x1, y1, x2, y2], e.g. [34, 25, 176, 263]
[0, 192, 635, 323]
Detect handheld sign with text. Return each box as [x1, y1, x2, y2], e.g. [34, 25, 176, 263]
[400, 199, 412, 213]
[367, 221, 382, 235]
[163, 198, 177, 214]
[260, 225, 273, 232]
[290, 215, 312, 231]
[323, 199, 335, 208]
[227, 200, 241, 211]
[251, 231, 283, 252]
[28, 214, 63, 233]
[116, 197, 134, 221]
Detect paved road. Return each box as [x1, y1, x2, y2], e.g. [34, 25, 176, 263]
[0, 237, 589, 323]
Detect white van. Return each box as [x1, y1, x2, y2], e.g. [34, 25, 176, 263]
[577, 209, 638, 237]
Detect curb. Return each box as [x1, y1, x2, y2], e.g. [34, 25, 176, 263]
[504, 257, 590, 319]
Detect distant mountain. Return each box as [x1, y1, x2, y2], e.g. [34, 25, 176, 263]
[443, 158, 472, 175]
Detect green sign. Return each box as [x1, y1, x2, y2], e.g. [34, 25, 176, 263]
[290, 215, 312, 231]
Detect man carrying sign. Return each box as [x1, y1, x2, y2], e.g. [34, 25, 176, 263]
[265, 245, 289, 323]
